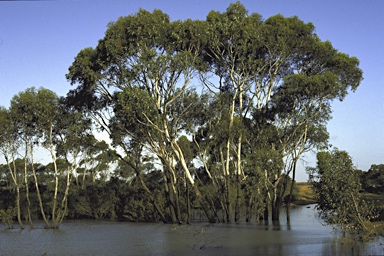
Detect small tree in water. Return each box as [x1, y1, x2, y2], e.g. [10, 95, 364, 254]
[308, 149, 376, 238]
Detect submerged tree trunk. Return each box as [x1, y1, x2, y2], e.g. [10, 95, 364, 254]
[50, 168, 72, 229]
[57, 169, 72, 226]
[234, 176, 241, 222]
[138, 175, 168, 223]
[225, 174, 231, 223]
[234, 135, 243, 222]
[286, 160, 297, 221]
[186, 178, 191, 224]
[263, 200, 269, 221]
[192, 185, 216, 223]
[24, 145, 34, 228]
[271, 184, 283, 221]
[32, 164, 49, 228]
[15, 186, 23, 228]
[245, 194, 253, 222]
[6, 152, 24, 229]
[49, 124, 61, 228]
[30, 145, 49, 228]
[271, 198, 281, 221]
[167, 171, 180, 224]
[234, 84, 244, 223]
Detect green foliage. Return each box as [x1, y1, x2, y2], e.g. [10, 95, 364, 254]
[177, 136, 194, 164]
[0, 2, 365, 226]
[361, 164, 384, 194]
[65, 2, 362, 223]
[0, 208, 16, 229]
[68, 182, 117, 219]
[308, 149, 375, 235]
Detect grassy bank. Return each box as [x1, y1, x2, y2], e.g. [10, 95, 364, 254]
[291, 182, 317, 205]
[292, 182, 384, 206]
[293, 182, 384, 237]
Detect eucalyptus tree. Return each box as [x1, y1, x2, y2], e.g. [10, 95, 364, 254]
[32, 88, 64, 227]
[9, 87, 58, 228]
[0, 107, 24, 228]
[197, 3, 363, 221]
[112, 142, 169, 223]
[361, 164, 384, 194]
[45, 97, 99, 227]
[263, 33, 362, 220]
[308, 149, 374, 236]
[198, 3, 265, 222]
[55, 97, 94, 189]
[196, 3, 321, 221]
[67, 9, 211, 223]
[9, 88, 41, 227]
[35, 89, 97, 228]
[270, 83, 330, 220]
[66, 3, 363, 223]
[8, 87, 81, 228]
[78, 139, 115, 185]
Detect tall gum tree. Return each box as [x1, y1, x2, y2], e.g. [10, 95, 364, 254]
[67, 9, 211, 223]
[8, 87, 80, 228]
[308, 149, 374, 236]
[196, 3, 362, 221]
[199, 4, 265, 222]
[9, 88, 41, 227]
[55, 98, 94, 189]
[263, 34, 363, 220]
[35, 88, 62, 228]
[66, 3, 363, 223]
[0, 107, 24, 229]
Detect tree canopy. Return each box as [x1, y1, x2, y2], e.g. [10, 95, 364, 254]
[0, 3, 365, 227]
[308, 149, 378, 238]
[64, 2, 362, 224]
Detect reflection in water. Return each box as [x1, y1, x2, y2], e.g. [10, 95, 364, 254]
[0, 205, 383, 256]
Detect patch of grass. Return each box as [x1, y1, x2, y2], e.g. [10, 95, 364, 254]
[296, 183, 384, 239]
[362, 193, 384, 201]
[291, 182, 317, 205]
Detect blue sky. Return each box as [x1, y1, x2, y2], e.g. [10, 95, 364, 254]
[0, 0, 383, 181]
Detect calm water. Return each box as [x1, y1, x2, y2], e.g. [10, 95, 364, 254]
[0, 205, 383, 255]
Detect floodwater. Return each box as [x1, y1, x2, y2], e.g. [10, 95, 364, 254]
[0, 205, 383, 255]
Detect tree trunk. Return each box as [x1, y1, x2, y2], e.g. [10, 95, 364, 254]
[245, 194, 253, 222]
[15, 186, 23, 229]
[186, 179, 191, 224]
[54, 168, 72, 228]
[286, 160, 297, 221]
[24, 146, 34, 228]
[31, 164, 49, 228]
[235, 85, 244, 223]
[163, 169, 177, 224]
[270, 175, 282, 221]
[120, 148, 168, 223]
[6, 154, 24, 229]
[169, 174, 182, 224]
[138, 175, 167, 223]
[81, 164, 88, 189]
[225, 174, 231, 223]
[30, 145, 49, 228]
[234, 176, 241, 222]
[223, 88, 237, 223]
[271, 199, 280, 221]
[234, 135, 242, 222]
[351, 193, 368, 231]
[271, 185, 282, 221]
[49, 129, 59, 228]
[192, 185, 216, 223]
[263, 201, 269, 221]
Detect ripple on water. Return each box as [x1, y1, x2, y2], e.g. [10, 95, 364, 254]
[0, 206, 383, 256]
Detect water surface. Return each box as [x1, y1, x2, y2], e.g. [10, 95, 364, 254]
[0, 205, 383, 255]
